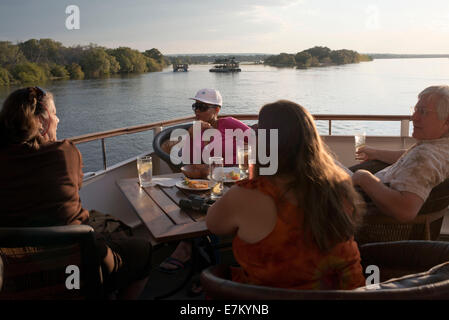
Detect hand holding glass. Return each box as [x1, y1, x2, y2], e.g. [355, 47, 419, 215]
[137, 155, 153, 187]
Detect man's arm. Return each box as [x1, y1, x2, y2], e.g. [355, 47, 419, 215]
[356, 146, 407, 164]
[352, 169, 424, 222]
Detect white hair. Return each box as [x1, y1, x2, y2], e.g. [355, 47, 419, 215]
[418, 85, 449, 120]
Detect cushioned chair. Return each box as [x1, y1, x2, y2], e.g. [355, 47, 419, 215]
[0, 225, 103, 300]
[350, 160, 449, 244]
[152, 123, 192, 172]
[200, 241, 449, 300]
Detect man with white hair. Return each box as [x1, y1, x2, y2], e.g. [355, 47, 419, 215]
[352, 85, 449, 222]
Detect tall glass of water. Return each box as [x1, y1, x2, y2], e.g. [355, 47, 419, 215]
[237, 145, 251, 178]
[354, 132, 366, 158]
[137, 155, 153, 187]
[209, 156, 224, 200]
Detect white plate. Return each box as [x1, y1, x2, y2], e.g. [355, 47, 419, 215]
[208, 167, 244, 183]
[176, 179, 211, 191]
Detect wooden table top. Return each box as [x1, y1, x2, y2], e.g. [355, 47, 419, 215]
[117, 173, 229, 243]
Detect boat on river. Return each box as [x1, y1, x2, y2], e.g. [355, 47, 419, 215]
[209, 58, 241, 73]
[173, 63, 188, 72]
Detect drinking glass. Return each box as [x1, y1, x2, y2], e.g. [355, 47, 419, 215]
[237, 145, 251, 178]
[209, 156, 224, 200]
[137, 155, 153, 187]
[354, 132, 366, 159]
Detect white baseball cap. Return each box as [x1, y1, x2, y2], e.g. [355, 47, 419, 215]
[190, 88, 222, 107]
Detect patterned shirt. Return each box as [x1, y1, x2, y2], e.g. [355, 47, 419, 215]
[375, 137, 449, 201]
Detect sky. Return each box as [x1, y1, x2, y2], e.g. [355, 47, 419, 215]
[1, 0, 449, 55]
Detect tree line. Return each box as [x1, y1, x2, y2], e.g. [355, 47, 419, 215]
[0, 38, 169, 86]
[264, 46, 373, 68]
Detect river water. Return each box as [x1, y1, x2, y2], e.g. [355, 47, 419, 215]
[1, 58, 448, 173]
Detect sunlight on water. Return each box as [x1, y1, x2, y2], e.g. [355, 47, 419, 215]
[1, 58, 448, 172]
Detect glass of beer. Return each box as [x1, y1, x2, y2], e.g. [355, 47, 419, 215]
[237, 145, 251, 178]
[137, 155, 153, 187]
[209, 156, 224, 200]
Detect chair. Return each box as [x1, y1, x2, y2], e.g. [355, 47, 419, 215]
[152, 122, 259, 172]
[350, 160, 449, 244]
[152, 123, 192, 172]
[200, 241, 449, 300]
[0, 225, 103, 300]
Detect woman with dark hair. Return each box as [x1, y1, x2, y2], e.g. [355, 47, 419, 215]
[0, 87, 152, 298]
[206, 100, 365, 290]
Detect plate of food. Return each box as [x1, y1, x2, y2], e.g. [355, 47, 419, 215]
[176, 178, 211, 191]
[208, 167, 243, 183]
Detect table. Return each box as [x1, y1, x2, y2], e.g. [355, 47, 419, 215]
[118, 172, 231, 299]
[117, 173, 228, 244]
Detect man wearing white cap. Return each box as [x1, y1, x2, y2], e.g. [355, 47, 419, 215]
[159, 88, 250, 283]
[188, 88, 250, 165]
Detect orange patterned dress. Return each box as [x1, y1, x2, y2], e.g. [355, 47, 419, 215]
[231, 177, 365, 290]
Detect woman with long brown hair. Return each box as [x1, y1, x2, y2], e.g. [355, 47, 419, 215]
[206, 100, 365, 290]
[0, 87, 152, 298]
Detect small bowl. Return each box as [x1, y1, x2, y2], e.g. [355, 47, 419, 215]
[181, 164, 209, 179]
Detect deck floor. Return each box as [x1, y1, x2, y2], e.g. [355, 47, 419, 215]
[133, 225, 235, 300]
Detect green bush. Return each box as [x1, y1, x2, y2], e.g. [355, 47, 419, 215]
[66, 63, 84, 79]
[11, 62, 47, 83]
[50, 64, 69, 78]
[0, 67, 12, 85]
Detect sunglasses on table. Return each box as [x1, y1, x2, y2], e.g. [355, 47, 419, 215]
[192, 102, 219, 112]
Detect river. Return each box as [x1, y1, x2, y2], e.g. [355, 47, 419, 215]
[1, 58, 448, 173]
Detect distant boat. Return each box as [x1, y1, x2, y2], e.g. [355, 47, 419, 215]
[209, 57, 241, 73]
[173, 64, 188, 72]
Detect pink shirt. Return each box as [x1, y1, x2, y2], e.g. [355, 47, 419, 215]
[191, 117, 250, 166]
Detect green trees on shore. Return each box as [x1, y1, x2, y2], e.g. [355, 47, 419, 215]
[265, 46, 373, 68]
[0, 39, 168, 86]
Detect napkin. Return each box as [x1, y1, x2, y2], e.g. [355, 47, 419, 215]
[150, 177, 180, 187]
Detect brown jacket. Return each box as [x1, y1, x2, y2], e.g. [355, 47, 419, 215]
[0, 139, 89, 227]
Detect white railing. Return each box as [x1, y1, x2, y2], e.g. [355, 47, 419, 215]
[69, 114, 412, 170]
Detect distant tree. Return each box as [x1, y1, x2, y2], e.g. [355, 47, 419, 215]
[0, 41, 26, 67]
[264, 53, 296, 67]
[17, 39, 41, 63]
[63, 45, 86, 64]
[11, 62, 47, 83]
[320, 56, 333, 65]
[19, 38, 65, 64]
[145, 57, 163, 72]
[303, 46, 331, 62]
[109, 47, 148, 73]
[37, 63, 52, 78]
[0, 67, 13, 85]
[66, 63, 85, 79]
[79, 48, 120, 77]
[144, 48, 164, 63]
[295, 52, 312, 68]
[50, 64, 70, 79]
[330, 49, 359, 65]
[310, 56, 320, 67]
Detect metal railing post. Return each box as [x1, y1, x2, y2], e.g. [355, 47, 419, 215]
[152, 126, 163, 175]
[101, 138, 107, 170]
[329, 120, 332, 135]
[400, 119, 410, 149]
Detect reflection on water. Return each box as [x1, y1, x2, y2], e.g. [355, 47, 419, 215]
[1, 58, 448, 173]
